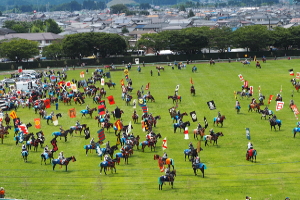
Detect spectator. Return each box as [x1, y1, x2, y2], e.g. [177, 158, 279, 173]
[0, 187, 5, 198]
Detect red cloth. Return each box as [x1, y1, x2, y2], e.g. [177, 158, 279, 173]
[106, 96, 115, 105]
[44, 99, 51, 108]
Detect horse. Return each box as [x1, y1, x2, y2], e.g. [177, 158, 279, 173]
[192, 162, 207, 177]
[156, 66, 164, 71]
[292, 127, 300, 138]
[80, 108, 97, 118]
[235, 105, 241, 113]
[248, 103, 260, 112]
[192, 66, 197, 73]
[41, 150, 55, 165]
[125, 95, 132, 106]
[193, 128, 205, 140]
[52, 156, 76, 171]
[242, 60, 250, 66]
[132, 113, 139, 124]
[52, 129, 71, 142]
[4, 113, 10, 125]
[39, 109, 46, 119]
[168, 95, 181, 103]
[105, 82, 116, 89]
[209, 60, 215, 65]
[95, 116, 108, 127]
[99, 159, 117, 175]
[203, 132, 224, 146]
[158, 170, 176, 190]
[260, 109, 273, 120]
[154, 154, 175, 170]
[0, 126, 11, 144]
[140, 139, 156, 152]
[236, 91, 252, 99]
[262, 57, 266, 63]
[145, 95, 155, 102]
[213, 115, 226, 127]
[183, 148, 198, 161]
[21, 150, 29, 162]
[269, 118, 282, 131]
[44, 115, 54, 125]
[190, 87, 195, 96]
[62, 97, 71, 105]
[173, 121, 190, 133]
[246, 149, 257, 162]
[69, 124, 87, 136]
[101, 122, 113, 132]
[117, 148, 130, 164]
[84, 142, 100, 155]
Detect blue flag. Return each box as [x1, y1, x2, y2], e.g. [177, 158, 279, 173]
[106, 72, 111, 78]
[246, 128, 251, 140]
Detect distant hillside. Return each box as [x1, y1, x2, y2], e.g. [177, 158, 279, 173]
[107, 0, 137, 7]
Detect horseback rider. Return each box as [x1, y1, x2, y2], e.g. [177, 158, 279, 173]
[217, 111, 221, 121]
[59, 126, 65, 133]
[86, 104, 90, 112]
[162, 152, 168, 163]
[146, 131, 152, 141]
[251, 98, 256, 105]
[247, 142, 253, 150]
[90, 137, 95, 148]
[290, 99, 294, 106]
[235, 100, 240, 108]
[164, 167, 170, 177]
[21, 144, 28, 153]
[193, 156, 200, 166]
[297, 121, 300, 128]
[44, 145, 49, 154]
[106, 141, 110, 149]
[50, 111, 54, 117]
[258, 94, 264, 103]
[76, 120, 81, 128]
[197, 123, 202, 130]
[58, 151, 65, 164]
[209, 128, 214, 135]
[189, 142, 194, 150]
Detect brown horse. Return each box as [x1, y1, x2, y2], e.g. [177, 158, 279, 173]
[154, 154, 175, 170]
[168, 95, 181, 103]
[4, 113, 10, 125]
[213, 115, 226, 127]
[248, 103, 260, 112]
[203, 132, 224, 146]
[63, 97, 71, 105]
[105, 82, 115, 89]
[132, 113, 139, 124]
[194, 128, 205, 140]
[190, 87, 195, 96]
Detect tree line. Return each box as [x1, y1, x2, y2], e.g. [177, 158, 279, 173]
[1, 25, 300, 62]
[137, 25, 300, 53]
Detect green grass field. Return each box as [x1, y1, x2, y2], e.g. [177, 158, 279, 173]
[0, 59, 299, 200]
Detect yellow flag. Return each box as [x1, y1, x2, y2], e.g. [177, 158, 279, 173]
[9, 111, 18, 119]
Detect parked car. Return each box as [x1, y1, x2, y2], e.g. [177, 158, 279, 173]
[19, 74, 36, 79]
[0, 78, 16, 85]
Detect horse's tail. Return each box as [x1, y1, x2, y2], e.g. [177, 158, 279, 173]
[158, 177, 162, 185]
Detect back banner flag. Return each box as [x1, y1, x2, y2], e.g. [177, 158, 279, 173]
[106, 96, 115, 105]
[141, 105, 148, 114]
[145, 83, 150, 90]
[276, 101, 284, 111]
[106, 72, 111, 78]
[296, 72, 300, 80]
[162, 137, 167, 150]
[246, 128, 251, 140]
[68, 108, 76, 118]
[204, 117, 208, 129]
[13, 118, 21, 128]
[98, 105, 106, 115]
[238, 74, 244, 82]
[197, 141, 201, 153]
[52, 115, 58, 126]
[9, 111, 18, 119]
[98, 129, 105, 142]
[190, 77, 194, 85]
[268, 95, 274, 104]
[289, 69, 294, 76]
[44, 99, 51, 108]
[133, 99, 137, 109]
[101, 78, 105, 86]
[190, 111, 197, 122]
[207, 100, 216, 110]
[34, 118, 41, 129]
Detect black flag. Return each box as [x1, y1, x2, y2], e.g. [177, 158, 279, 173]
[190, 111, 197, 122]
[204, 117, 208, 129]
[207, 100, 216, 110]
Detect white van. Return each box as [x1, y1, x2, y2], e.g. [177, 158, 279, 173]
[18, 70, 37, 75]
[15, 81, 38, 92]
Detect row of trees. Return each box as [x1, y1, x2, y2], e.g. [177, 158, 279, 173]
[1, 25, 300, 62]
[0, 32, 127, 62]
[3, 19, 62, 34]
[137, 25, 300, 53]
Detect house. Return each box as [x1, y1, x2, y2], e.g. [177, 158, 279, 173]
[0, 28, 16, 35]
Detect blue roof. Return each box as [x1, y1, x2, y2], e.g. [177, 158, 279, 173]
[135, 25, 146, 29]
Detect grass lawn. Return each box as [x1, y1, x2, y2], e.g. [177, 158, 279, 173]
[0, 59, 299, 200]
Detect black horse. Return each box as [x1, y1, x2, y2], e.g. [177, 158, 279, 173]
[192, 163, 206, 177]
[52, 156, 77, 171]
[183, 148, 198, 161]
[158, 170, 176, 190]
[173, 121, 190, 133]
[168, 95, 181, 103]
[269, 118, 281, 131]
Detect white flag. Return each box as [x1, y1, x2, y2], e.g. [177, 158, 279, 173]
[133, 99, 137, 109]
[101, 78, 105, 86]
[276, 101, 284, 111]
[184, 127, 189, 140]
[162, 137, 167, 150]
[127, 121, 132, 134]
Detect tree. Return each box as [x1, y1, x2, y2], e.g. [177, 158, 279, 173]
[0, 38, 39, 62]
[45, 19, 62, 34]
[110, 4, 128, 14]
[187, 9, 195, 18]
[270, 26, 292, 50]
[207, 27, 232, 52]
[139, 3, 151, 9]
[42, 40, 64, 59]
[179, 5, 186, 12]
[122, 27, 129, 34]
[11, 24, 29, 33]
[231, 25, 270, 51]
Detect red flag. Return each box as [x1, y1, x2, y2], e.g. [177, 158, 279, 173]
[120, 79, 124, 86]
[190, 77, 194, 85]
[244, 80, 248, 88]
[289, 69, 294, 76]
[44, 99, 51, 108]
[68, 108, 76, 118]
[98, 105, 106, 115]
[34, 118, 41, 129]
[268, 95, 274, 104]
[106, 95, 115, 105]
[145, 83, 150, 90]
[296, 72, 300, 80]
[238, 74, 244, 82]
